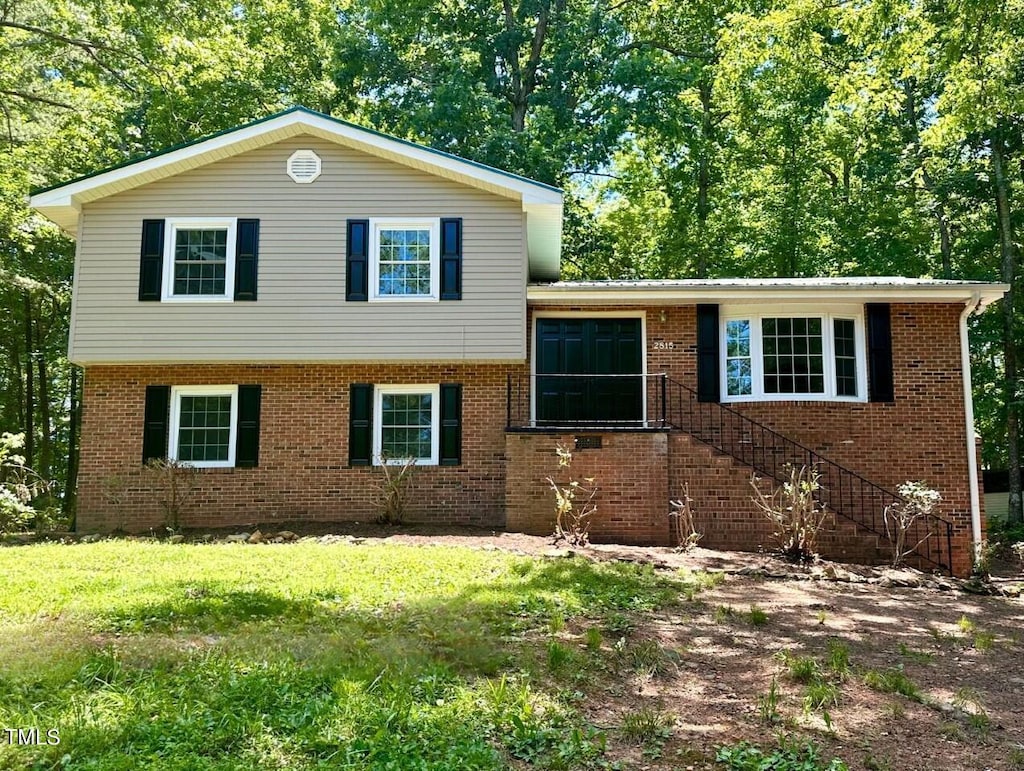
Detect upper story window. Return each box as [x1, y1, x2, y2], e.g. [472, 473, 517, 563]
[369, 219, 440, 302]
[722, 308, 866, 402]
[162, 218, 237, 302]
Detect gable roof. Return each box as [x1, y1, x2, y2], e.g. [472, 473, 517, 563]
[29, 106, 564, 280]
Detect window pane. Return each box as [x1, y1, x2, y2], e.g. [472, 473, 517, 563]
[381, 392, 433, 460]
[763, 317, 825, 394]
[834, 318, 858, 397]
[378, 228, 432, 296]
[177, 395, 231, 462]
[173, 228, 228, 296]
[725, 320, 752, 396]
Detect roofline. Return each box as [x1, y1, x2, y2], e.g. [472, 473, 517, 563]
[527, 280, 1009, 306]
[31, 106, 562, 200]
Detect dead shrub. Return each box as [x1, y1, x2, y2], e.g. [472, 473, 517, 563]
[372, 454, 418, 525]
[669, 484, 702, 551]
[143, 458, 199, 532]
[750, 464, 832, 563]
[548, 444, 597, 547]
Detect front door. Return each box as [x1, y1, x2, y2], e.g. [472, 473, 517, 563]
[535, 317, 644, 425]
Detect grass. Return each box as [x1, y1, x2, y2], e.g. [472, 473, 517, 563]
[863, 667, 921, 701]
[0, 540, 688, 769]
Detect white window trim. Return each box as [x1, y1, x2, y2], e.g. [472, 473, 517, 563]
[168, 385, 239, 468]
[161, 217, 237, 302]
[368, 218, 441, 303]
[372, 384, 440, 466]
[720, 306, 868, 404]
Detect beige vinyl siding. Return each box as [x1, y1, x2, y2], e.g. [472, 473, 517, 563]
[71, 135, 527, 363]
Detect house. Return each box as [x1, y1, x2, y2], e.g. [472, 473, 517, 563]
[30, 107, 1007, 576]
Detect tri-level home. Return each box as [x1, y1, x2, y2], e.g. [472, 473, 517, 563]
[30, 107, 1007, 576]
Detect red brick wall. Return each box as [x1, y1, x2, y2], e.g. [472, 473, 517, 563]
[527, 303, 980, 575]
[505, 431, 670, 546]
[77, 363, 522, 532]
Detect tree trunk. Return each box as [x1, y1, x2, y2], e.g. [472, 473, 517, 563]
[35, 304, 52, 481]
[63, 365, 81, 529]
[992, 135, 1022, 525]
[695, 76, 714, 279]
[22, 291, 34, 469]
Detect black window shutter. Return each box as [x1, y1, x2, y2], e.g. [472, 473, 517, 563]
[346, 220, 369, 301]
[349, 383, 373, 465]
[866, 303, 895, 402]
[439, 383, 462, 465]
[234, 219, 259, 301]
[235, 385, 262, 467]
[696, 304, 720, 403]
[440, 218, 463, 300]
[139, 220, 165, 301]
[142, 385, 170, 463]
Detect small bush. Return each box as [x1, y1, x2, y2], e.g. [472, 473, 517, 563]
[371, 453, 418, 525]
[884, 481, 942, 568]
[547, 640, 573, 671]
[750, 464, 832, 563]
[143, 457, 198, 532]
[584, 627, 603, 651]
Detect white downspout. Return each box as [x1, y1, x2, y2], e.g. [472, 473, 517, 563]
[959, 294, 984, 562]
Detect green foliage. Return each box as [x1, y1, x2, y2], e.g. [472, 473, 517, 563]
[747, 604, 769, 626]
[0, 432, 50, 532]
[717, 739, 848, 771]
[863, 667, 921, 701]
[620, 706, 673, 756]
[759, 676, 781, 725]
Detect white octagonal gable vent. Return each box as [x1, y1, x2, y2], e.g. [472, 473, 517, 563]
[287, 149, 322, 183]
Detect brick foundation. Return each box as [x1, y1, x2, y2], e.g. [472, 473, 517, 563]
[505, 431, 671, 545]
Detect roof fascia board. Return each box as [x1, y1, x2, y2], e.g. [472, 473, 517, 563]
[527, 284, 1009, 306]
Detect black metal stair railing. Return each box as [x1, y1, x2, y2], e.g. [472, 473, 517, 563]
[662, 376, 953, 574]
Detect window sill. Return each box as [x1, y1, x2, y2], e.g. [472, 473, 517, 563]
[721, 395, 868, 405]
[158, 296, 235, 304]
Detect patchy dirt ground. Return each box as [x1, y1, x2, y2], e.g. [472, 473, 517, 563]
[170, 523, 1023, 771]
[14, 523, 1024, 770]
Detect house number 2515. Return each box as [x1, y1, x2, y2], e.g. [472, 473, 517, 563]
[652, 341, 676, 350]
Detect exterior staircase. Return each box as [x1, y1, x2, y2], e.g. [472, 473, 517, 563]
[662, 377, 954, 574]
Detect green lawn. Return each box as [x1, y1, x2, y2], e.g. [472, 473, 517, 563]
[0, 541, 686, 770]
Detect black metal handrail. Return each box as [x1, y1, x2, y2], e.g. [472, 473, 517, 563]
[661, 376, 953, 573]
[506, 373, 669, 430]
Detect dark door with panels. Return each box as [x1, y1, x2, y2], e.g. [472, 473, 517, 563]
[535, 318, 644, 425]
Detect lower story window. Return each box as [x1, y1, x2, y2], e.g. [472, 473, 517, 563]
[373, 384, 439, 465]
[169, 385, 238, 467]
[722, 311, 865, 402]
